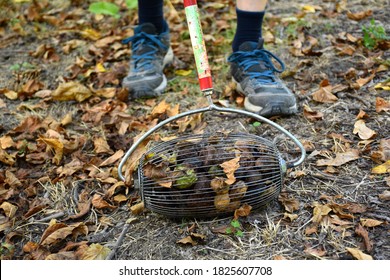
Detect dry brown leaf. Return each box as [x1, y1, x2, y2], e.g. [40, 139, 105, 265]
[38, 137, 64, 165]
[0, 147, 15, 165]
[316, 149, 359, 167]
[151, 99, 170, 117]
[12, 115, 42, 134]
[376, 97, 390, 113]
[378, 190, 390, 201]
[52, 81, 92, 102]
[356, 109, 369, 119]
[278, 193, 300, 213]
[303, 104, 323, 121]
[354, 72, 376, 89]
[0, 89, 18, 100]
[123, 137, 150, 185]
[312, 203, 332, 223]
[0, 202, 18, 218]
[273, 255, 288, 260]
[99, 149, 124, 167]
[40, 222, 88, 246]
[60, 113, 73, 126]
[93, 137, 113, 154]
[346, 247, 373, 260]
[177, 236, 197, 246]
[346, 10, 373, 21]
[283, 212, 298, 222]
[80, 243, 111, 260]
[130, 202, 145, 215]
[305, 224, 318, 235]
[355, 224, 372, 252]
[312, 85, 338, 103]
[327, 133, 353, 143]
[45, 251, 76, 260]
[220, 157, 240, 185]
[92, 194, 117, 210]
[94, 87, 116, 98]
[360, 218, 383, 227]
[304, 246, 327, 257]
[233, 204, 252, 219]
[5, 170, 22, 188]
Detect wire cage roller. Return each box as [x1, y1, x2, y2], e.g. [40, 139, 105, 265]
[118, 0, 306, 218]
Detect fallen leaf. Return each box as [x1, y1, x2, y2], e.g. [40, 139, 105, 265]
[378, 190, 390, 201]
[60, 113, 73, 126]
[177, 236, 197, 246]
[5, 170, 22, 188]
[130, 202, 145, 215]
[233, 204, 252, 219]
[0, 202, 18, 218]
[356, 109, 369, 119]
[312, 203, 332, 223]
[38, 137, 64, 165]
[93, 137, 113, 154]
[151, 99, 170, 117]
[355, 224, 372, 252]
[283, 212, 298, 222]
[316, 149, 360, 167]
[52, 81, 92, 102]
[40, 222, 88, 246]
[353, 72, 376, 89]
[99, 149, 124, 167]
[80, 243, 111, 260]
[304, 246, 327, 257]
[45, 251, 76, 260]
[360, 218, 383, 227]
[376, 97, 390, 113]
[371, 160, 390, 174]
[278, 193, 300, 213]
[0, 148, 16, 166]
[273, 255, 288, 260]
[346, 10, 373, 21]
[92, 194, 116, 210]
[346, 247, 373, 260]
[1, 89, 18, 100]
[312, 85, 338, 103]
[303, 104, 323, 121]
[220, 157, 240, 185]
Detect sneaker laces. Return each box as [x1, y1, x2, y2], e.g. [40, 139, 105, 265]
[123, 32, 168, 72]
[228, 49, 286, 85]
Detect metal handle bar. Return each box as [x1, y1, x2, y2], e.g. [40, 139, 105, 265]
[118, 98, 306, 181]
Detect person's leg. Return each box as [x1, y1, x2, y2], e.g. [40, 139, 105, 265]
[122, 0, 173, 98]
[232, 0, 267, 51]
[138, 0, 165, 34]
[229, 0, 297, 117]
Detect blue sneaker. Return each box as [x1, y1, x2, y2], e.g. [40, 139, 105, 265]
[228, 39, 297, 117]
[122, 22, 174, 98]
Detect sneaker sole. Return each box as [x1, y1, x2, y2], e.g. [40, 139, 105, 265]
[234, 78, 297, 117]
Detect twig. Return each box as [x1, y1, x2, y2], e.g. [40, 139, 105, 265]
[35, 211, 66, 223]
[106, 223, 131, 260]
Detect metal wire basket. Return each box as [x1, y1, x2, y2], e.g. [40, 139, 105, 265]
[118, 0, 306, 218]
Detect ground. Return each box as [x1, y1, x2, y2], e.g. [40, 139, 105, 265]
[0, 0, 389, 260]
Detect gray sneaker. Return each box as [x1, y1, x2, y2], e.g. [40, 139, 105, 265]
[228, 39, 297, 117]
[122, 22, 174, 98]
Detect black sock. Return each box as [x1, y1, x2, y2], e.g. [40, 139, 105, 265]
[138, 0, 165, 33]
[232, 8, 265, 52]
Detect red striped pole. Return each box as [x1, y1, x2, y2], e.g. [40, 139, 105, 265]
[183, 0, 213, 92]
